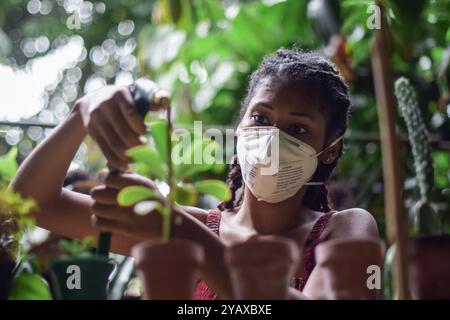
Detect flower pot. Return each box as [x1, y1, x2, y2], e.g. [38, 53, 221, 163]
[408, 235, 450, 300]
[315, 238, 385, 300]
[132, 239, 205, 300]
[0, 248, 15, 300]
[224, 236, 300, 300]
[49, 254, 115, 300]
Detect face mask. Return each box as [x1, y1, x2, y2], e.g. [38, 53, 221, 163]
[236, 126, 343, 203]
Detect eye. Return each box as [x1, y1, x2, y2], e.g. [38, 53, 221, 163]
[250, 112, 270, 125]
[288, 123, 308, 135]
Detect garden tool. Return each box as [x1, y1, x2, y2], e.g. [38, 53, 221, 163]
[96, 78, 171, 257]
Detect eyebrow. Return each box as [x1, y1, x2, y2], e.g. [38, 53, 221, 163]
[289, 111, 316, 120]
[254, 102, 316, 120]
[254, 102, 274, 110]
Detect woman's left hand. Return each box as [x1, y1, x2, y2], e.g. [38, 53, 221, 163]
[90, 171, 164, 240]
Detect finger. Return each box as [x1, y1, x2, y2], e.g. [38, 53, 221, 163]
[102, 99, 143, 149]
[105, 172, 157, 190]
[94, 106, 131, 162]
[97, 169, 109, 184]
[90, 126, 128, 171]
[91, 202, 131, 222]
[116, 90, 147, 135]
[90, 186, 119, 205]
[91, 215, 125, 234]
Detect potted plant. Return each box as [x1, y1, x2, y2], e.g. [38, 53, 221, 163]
[224, 235, 300, 300]
[394, 77, 450, 299]
[48, 237, 116, 300]
[1, 146, 52, 300]
[118, 108, 231, 299]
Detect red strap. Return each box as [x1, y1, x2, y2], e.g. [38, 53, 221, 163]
[193, 209, 222, 300]
[300, 211, 335, 290]
[205, 209, 222, 236]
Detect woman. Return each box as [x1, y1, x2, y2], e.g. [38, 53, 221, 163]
[11, 48, 378, 300]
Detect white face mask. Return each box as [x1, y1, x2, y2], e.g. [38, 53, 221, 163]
[236, 126, 343, 203]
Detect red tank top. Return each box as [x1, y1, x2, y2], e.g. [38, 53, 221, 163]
[193, 209, 335, 300]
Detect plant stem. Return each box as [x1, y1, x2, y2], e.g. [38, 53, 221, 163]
[163, 107, 173, 243]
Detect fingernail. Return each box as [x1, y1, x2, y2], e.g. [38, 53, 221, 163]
[139, 136, 148, 144]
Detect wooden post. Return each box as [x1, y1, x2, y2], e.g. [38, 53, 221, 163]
[370, 3, 410, 299]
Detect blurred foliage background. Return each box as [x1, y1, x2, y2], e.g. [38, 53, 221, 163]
[0, 0, 450, 239]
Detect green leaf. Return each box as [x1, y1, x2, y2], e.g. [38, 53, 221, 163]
[0, 147, 18, 182]
[117, 186, 162, 207]
[126, 145, 168, 180]
[134, 200, 165, 216]
[59, 239, 77, 255]
[174, 184, 197, 206]
[173, 139, 221, 179]
[58, 237, 93, 256]
[149, 120, 169, 163]
[8, 271, 52, 300]
[194, 180, 231, 201]
[81, 236, 95, 252]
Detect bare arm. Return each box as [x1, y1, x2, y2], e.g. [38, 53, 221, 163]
[9, 105, 139, 254]
[302, 208, 379, 299]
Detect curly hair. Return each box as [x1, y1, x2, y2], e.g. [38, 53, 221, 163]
[218, 47, 351, 213]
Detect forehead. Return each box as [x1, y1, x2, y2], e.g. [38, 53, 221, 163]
[249, 77, 327, 118]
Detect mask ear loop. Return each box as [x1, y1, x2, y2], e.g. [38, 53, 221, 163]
[304, 134, 345, 186]
[310, 134, 345, 159]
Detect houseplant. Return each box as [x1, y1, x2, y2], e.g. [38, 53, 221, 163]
[0, 146, 52, 300]
[48, 236, 116, 300]
[395, 77, 450, 299]
[118, 110, 231, 299]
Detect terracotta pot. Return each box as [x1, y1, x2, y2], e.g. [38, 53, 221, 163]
[132, 239, 204, 300]
[49, 254, 115, 300]
[224, 236, 300, 300]
[408, 235, 450, 300]
[315, 238, 385, 300]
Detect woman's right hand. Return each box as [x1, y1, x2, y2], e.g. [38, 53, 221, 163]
[73, 85, 147, 170]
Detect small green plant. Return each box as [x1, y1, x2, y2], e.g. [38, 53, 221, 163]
[58, 237, 95, 257]
[117, 114, 231, 242]
[0, 146, 52, 300]
[394, 77, 441, 234]
[0, 147, 39, 259]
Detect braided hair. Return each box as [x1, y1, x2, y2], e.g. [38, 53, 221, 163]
[218, 47, 351, 213]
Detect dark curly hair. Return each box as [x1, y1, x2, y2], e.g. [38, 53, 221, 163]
[218, 47, 351, 213]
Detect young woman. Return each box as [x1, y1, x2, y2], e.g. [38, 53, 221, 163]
[11, 48, 378, 300]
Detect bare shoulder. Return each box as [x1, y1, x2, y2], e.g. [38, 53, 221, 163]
[326, 208, 379, 239]
[182, 206, 208, 224]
